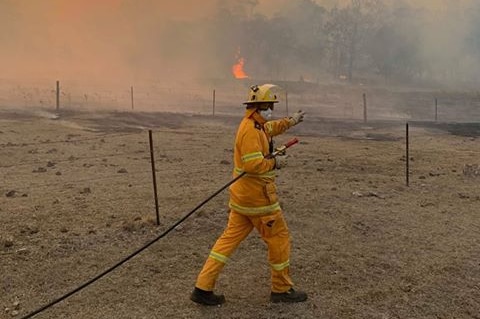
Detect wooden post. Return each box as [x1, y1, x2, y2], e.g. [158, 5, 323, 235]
[435, 97, 438, 122]
[131, 86, 134, 110]
[213, 89, 216, 116]
[406, 122, 409, 187]
[363, 93, 367, 123]
[148, 130, 160, 225]
[56, 80, 60, 112]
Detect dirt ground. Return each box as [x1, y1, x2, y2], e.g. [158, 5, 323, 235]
[1, 107, 479, 319]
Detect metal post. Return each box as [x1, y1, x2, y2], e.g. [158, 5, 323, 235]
[131, 86, 134, 110]
[56, 80, 60, 112]
[213, 89, 216, 116]
[435, 97, 438, 122]
[363, 93, 367, 123]
[148, 130, 160, 225]
[406, 122, 409, 187]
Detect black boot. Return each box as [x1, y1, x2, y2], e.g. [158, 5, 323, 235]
[190, 287, 225, 306]
[270, 288, 308, 303]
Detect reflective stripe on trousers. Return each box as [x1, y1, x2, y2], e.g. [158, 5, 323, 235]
[195, 210, 294, 293]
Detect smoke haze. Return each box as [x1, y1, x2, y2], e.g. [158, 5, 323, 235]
[0, 0, 220, 84]
[0, 0, 478, 89]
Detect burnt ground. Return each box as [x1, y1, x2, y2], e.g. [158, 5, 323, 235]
[1, 108, 480, 319]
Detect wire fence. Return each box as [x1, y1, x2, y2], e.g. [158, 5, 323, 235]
[2, 79, 480, 122]
[0, 128, 232, 227]
[2, 119, 478, 236]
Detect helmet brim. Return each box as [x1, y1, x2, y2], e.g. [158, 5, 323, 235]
[243, 100, 279, 105]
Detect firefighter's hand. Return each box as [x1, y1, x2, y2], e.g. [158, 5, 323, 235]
[289, 110, 305, 126]
[275, 154, 288, 169]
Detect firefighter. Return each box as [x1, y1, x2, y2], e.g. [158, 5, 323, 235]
[190, 84, 307, 305]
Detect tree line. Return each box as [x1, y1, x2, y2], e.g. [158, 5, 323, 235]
[170, 0, 480, 89]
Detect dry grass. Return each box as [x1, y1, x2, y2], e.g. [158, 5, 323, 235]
[1, 108, 479, 319]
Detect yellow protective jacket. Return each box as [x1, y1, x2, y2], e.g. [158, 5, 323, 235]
[229, 109, 294, 216]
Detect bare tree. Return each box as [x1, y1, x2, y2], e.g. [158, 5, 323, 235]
[325, 0, 386, 82]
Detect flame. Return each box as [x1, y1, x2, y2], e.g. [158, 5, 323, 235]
[232, 49, 248, 79]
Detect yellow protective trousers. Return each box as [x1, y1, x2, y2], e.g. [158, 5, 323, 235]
[195, 210, 294, 293]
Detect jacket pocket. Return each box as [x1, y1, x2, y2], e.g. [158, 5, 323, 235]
[264, 182, 278, 204]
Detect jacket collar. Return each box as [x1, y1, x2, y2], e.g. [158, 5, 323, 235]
[245, 108, 266, 126]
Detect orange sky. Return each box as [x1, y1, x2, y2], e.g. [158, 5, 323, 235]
[0, 0, 221, 83]
[0, 0, 475, 84]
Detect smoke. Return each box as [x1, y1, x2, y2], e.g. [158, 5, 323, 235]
[0, 0, 219, 85]
[0, 0, 288, 85]
[0, 0, 478, 89]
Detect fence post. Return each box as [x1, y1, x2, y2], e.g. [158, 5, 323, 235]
[406, 122, 409, 187]
[363, 93, 367, 123]
[213, 89, 216, 116]
[56, 80, 60, 112]
[148, 130, 160, 225]
[131, 86, 134, 110]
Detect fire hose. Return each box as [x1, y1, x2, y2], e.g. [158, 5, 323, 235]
[20, 137, 299, 319]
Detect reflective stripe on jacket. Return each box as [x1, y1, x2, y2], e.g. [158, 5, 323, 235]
[229, 108, 293, 215]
